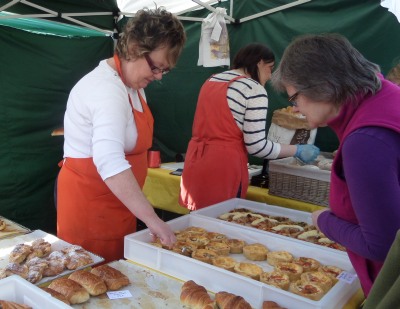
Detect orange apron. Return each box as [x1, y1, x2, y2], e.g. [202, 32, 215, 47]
[179, 76, 248, 210]
[57, 55, 154, 263]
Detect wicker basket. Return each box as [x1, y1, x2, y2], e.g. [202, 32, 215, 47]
[268, 157, 330, 207]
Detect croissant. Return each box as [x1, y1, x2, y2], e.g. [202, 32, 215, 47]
[215, 291, 252, 309]
[180, 280, 214, 309]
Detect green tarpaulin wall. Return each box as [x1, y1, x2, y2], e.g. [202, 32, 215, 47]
[0, 0, 399, 232]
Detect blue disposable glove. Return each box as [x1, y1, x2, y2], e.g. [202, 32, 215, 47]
[295, 144, 320, 164]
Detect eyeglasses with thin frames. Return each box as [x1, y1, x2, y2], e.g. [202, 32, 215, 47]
[288, 91, 300, 107]
[144, 54, 170, 75]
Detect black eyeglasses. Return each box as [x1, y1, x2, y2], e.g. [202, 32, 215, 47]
[144, 54, 170, 75]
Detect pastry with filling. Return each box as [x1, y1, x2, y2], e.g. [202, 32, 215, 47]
[9, 244, 32, 264]
[48, 278, 90, 304]
[25, 257, 48, 283]
[90, 264, 130, 291]
[205, 241, 230, 256]
[275, 262, 303, 281]
[271, 224, 304, 237]
[233, 262, 263, 280]
[251, 217, 279, 230]
[260, 270, 290, 290]
[243, 243, 268, 261]
[4, 262, 29, 279]
[292, 257, 321, 272]
[186, 235, 210, 248]
[43, 251, 68, 277]
[212, 256, 237, 272]
[297, 230, 321, 244]
[215, 291, 252, 309]
[226, 239, 246, 254]
[318, 265, 343, 283]
[69, 270, 107, 296]
[267, 251, 294, 266]
[192, 249, 219, 264]
[182, 226, 207, 235]
[205, 232, 228, 242]
[289, 280, 326, 301]
[63, 247, 93, 270]
[300, 271, 333, 292]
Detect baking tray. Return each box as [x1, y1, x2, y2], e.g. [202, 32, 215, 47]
[72, 260, 186, 309]
[0, 216, 31, 240]
[0, 230, 104, 285]
[0, 275, 71, 309]
[124, 215, 360, 309]
[192, 198, 345, 253]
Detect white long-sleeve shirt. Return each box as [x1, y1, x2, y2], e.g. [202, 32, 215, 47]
[64, 60, 145, 180]
[210, 70, 281, 159]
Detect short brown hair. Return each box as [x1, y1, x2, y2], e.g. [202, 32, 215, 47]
[115, 7, 186, 68]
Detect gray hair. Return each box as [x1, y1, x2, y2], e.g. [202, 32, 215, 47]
[271, 33, 381, 106]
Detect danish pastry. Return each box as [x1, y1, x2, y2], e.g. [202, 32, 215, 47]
[212, 256, 237, 272]
[233, 262, 263, 280]
[9, 244, 32, 264]
[318, 265, 343, 283]
[300, 271, 333, 292]
[275, 262, 303, 281]
[186, 235, 210, 248]
[289, 279, 325, 301]
[267, 251, 293, 266]
[191, 249, 219, 264]
[226, 239, 246, 254]
[206, 232, 228, 242]
[205, 241, 230, 256]
[292, 257, 321, 272]
[243, 243, 268, 261]
[260, 270, 290, 290]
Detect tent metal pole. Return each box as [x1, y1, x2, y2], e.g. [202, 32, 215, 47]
[21, 0, 57, 15]
[0, 0, 20, 12]
[177, 16, 204, 22]
[0, 13, 53, 19]
[191, 0, 236, 23]
[61, 15, 113, 35]
[62, 12, 114, 17]
[239, 0, 312, 23]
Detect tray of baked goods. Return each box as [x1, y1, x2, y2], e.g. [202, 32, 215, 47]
[0, 216, 31, 240]
[192, 198, 346, 252]
[124, 214, 360, 309]
[0, 230, 104, 286]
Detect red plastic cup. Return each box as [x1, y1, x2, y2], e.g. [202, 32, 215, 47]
[148, 150, 161, 168]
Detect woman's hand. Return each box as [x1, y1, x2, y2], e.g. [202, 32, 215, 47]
[148, 218, 177, 248]
[312, 209, 329, 230]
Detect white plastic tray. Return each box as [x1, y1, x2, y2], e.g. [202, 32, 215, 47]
[192, 198, 345, 254]
[0, 275, 71, 308]
[0, 230, 104, 285]
[124, 214, 360, 309]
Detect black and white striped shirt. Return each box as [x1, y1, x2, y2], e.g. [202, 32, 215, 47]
[210, 70, 280, 159]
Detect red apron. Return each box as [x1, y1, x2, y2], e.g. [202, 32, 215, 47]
[179, 76, 248, 210]
[57, 55, 154, 262]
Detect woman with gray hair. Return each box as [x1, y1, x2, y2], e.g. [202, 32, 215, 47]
[271, 33, 400, 297]
[57, 8, 186, 262]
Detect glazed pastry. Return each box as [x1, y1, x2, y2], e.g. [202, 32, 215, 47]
[191, 249, 219, 264]
[251, 217, 279, 230]
[69, 270, 107, 296]
[292, 257, 321, 272]
[271, 224, 304, 237]
[300, 271, 333, 292]
[262, 300, 286, 309]
[243, 243, 268, 261]
[233, 262, 263, 280]
[267, 251, 294, 266]
[318, 265, 343, 283]
[90, 264, 130, 290]
[0, 300, 32, 309]
[215, 291, 252, 309]
[42, 287, 71, 305]
[289, 279, 326, 301]
[212, 256, 237, 272]
[275, 262, 303, 281]
[297, 230, 321, 243]
[186, 235, 210, 248]
[48, 278, 90, 304]
[206, 232, 228, 242]
[9, 244, 32, 264]
[205, 241, 230, 256]
[260, 271, 290, 290]
[226, 239, 246, 254]
[180, 280, 214, 309]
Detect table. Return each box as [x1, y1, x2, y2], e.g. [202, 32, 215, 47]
[143, 166, 325, 215]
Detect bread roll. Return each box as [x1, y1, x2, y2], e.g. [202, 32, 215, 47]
[41, 287, 70, 305]
[90, 264, 130, 291]
[215, 291, 252, 309]
[69, 270, 107, 296]
[0, 300, 32, 309]
[48, 278, 90, 304]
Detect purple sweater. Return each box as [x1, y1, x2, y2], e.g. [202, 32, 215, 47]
[318, 77, 400, 296]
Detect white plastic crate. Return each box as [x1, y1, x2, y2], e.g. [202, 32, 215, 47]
[124, 214, 360, 309]
[0, 275, 71, 308]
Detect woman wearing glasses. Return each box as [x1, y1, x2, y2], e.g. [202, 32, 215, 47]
[179, 43, 319, 211]
[271, 33, 400, 297]
[57, 8, 186, 262]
